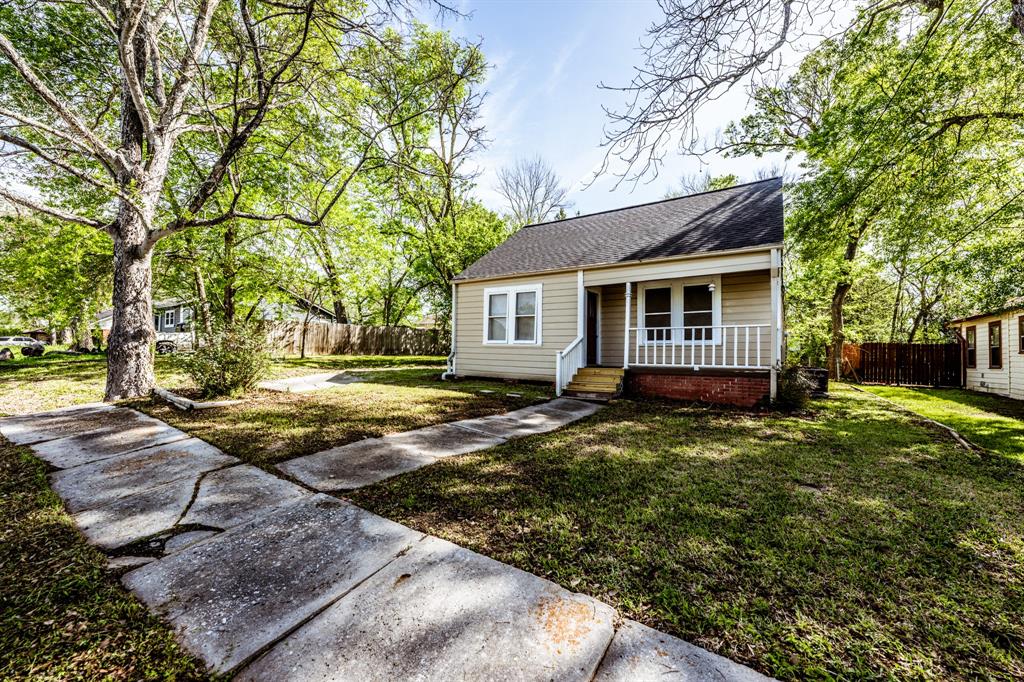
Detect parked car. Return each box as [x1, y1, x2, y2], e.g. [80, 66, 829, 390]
[155, 330, 194, 354]
[0, 336, 45, 356]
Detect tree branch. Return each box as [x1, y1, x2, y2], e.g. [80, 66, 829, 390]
[0, 32, 122, 172]
[0, 188, 109, 230]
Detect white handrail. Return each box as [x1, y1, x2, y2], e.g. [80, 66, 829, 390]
[556, 335, 585, 396]
[628, 324, 770, 369]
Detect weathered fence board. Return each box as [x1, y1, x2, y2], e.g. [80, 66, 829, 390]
[265, 321, 448, 357]
[843, 342, 963, 387]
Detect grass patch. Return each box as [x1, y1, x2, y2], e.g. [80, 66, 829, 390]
[136, 368, 551, 469]
[859, 385, 1024, 460]
[0, 352, 447, 416]
[0, 439, 208, 680]
[350, 386, 1024, 680]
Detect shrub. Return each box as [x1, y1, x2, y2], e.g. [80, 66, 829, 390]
[179, 323, 270, 397]
[775, 365, 815, 411]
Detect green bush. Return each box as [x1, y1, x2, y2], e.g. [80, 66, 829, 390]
[180, 323, 270, 397]
[775, 365, 815, 411]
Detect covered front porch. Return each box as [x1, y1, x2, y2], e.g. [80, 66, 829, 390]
[556, 249, 784, 404]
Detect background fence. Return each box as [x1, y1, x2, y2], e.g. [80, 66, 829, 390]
[843, 342, 963, 387]
[265, 321, 448, 357]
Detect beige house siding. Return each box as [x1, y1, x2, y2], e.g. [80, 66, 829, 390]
[955, 311, 1024, 400]
[453, 271, 578, 381]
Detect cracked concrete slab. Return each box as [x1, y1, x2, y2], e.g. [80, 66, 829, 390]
[30, 414, 190, 469]
[123, 495, 422, 673]
[257, 371, 362, 393]
[238, 534, 616, 681]
[73, 476, 195, 549]
[181, 464, 309, 529]
[164, 530, 218, 553]
[592, 620, 772, 681]
[72, 463, 308, 550]
[0, 403, 120, 445]
[49, 438, 237, 513]
[277, 437, 438, 491]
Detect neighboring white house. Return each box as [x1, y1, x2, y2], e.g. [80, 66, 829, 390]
[446, 178, 785, 407]
[949, 300, 1024, 401]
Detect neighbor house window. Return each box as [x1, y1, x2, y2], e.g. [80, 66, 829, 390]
[965, 325, 976, 368]
[182, 308, 192, 323]
[483, 285, 542, 344]
[164, 310, 175, 328]
[989, 321, 1002, 369]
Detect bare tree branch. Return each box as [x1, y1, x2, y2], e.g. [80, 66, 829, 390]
[0, 187, 108, 229]
[495, 155, 572, 226]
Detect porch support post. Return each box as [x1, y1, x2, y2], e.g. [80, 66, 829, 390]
[770, 247, 783, 400]
[623, 282, 632, 369]
[577, 270, 585, 339]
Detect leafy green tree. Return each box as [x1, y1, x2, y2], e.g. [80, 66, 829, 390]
[0, 215, 112, 347]
[0, 1, 448, 399]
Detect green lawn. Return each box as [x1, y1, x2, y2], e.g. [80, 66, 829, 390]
[351, 386, 1024, 680]
[138, 367, 551, 469]
[0, 440, 208, 680]
[0, 351, 448, 416]
[859, 385, 1024, 460]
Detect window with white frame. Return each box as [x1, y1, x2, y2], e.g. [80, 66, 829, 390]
[164, 310, 175, 328]
[638, 277, 720, 345]
[483, 285, 542, 344]
[682, 284, 714, 341]
[182, 308, 192, 322]
[643, 286, 672, 342]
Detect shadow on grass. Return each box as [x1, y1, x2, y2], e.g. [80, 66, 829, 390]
[351, 390, 1024, 681]
[861, 385, 1024, 460]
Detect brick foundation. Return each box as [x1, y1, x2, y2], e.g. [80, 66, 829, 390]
[627, 370, 770, 408]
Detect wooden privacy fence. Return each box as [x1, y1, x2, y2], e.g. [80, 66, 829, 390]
[265, 321, 448, 357]
[843, 342, 963, 387]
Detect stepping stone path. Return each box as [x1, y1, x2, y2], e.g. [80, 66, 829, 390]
[0, 402, 772, 681]
[257, 371, 362, 393]
[278, 398, 603, 491]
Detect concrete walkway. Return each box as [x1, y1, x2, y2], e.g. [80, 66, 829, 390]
[257, 371, 363, 393]
[278, 397, 603, 491]
[1, 402, 771, 681]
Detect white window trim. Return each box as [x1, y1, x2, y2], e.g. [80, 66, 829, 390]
[637, 276, 721, 345]
[164, 310, 175, 328]
[482, 284, 543, 345]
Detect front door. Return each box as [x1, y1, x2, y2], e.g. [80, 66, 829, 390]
[586, 290, 599, 366]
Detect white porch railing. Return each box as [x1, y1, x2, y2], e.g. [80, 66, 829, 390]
[629, 325, 771, 369]
[555, 335, 585, 396]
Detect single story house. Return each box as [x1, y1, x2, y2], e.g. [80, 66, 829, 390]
[446, 178, 785, 407]
[948, 298, 1024, 401]
[97, 299, 192, 335]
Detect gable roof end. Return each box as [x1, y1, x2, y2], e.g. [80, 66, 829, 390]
[455, 177, 784, 282]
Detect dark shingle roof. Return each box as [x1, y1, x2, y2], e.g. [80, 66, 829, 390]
[455, 177, 784, 281]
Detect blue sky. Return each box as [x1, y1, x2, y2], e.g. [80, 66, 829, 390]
[427, 0, 792, 216]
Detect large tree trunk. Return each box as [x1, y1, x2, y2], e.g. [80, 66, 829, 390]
[825, 220, 868, 380]
[105, 214, 155, 400]
[827, 281, 852, 380]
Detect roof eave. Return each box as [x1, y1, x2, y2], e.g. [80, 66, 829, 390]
[453, 242, 783, 285]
